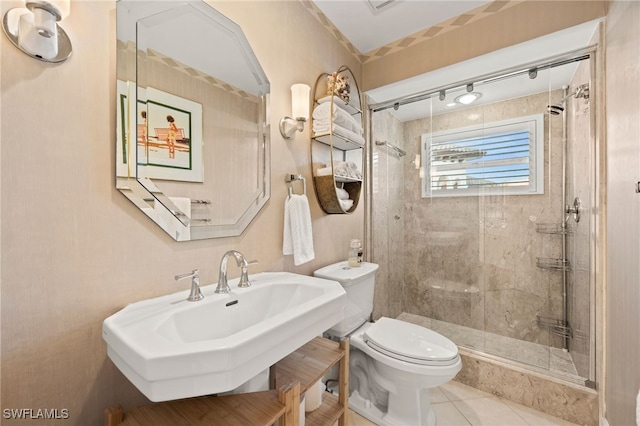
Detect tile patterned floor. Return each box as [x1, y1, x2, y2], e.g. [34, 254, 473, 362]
[339, 381, 579, 426]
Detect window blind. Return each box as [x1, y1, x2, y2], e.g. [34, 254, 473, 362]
[422, 114, 543, 197]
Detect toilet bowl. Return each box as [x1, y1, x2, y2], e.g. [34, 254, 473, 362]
[314, 261, 462, 426]
[348, 319, 462, 425]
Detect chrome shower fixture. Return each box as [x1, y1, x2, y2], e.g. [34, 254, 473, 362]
[547, 83, 590, 115]
[574, 83, 590, 100]
[564, 83, 590, 101]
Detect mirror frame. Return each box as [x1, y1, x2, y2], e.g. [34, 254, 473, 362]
[115, 0, 270, 241]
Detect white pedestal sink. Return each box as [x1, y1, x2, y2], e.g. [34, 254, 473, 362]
[103, 272, 346, 401]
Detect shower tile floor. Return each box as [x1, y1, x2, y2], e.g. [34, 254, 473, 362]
[341, 381, 579, 425]
[397, 313, 583, 381]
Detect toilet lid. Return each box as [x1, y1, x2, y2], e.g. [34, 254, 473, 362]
[364, 317, 459, 366]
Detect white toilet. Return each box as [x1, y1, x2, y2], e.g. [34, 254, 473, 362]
[314, 261, 462, 426]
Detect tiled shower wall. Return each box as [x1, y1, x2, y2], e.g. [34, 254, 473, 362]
[373, 91, 573, 352]
[371, 110, 405, 321]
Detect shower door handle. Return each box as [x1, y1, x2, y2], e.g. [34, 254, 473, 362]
[566, 197, 581, 223]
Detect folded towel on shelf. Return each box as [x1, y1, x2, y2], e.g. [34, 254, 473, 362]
[314, 161, 363, 181]
[312, 122, 365, 147]
[336, 187, 350, 200]
[283, 194, 315, 266]
[312, 102, 363, 136]
[637, 388, 640, 425]
[333, 162, 350, 178]
[325, 161, 363, 180]
[339, 198, 354, 211]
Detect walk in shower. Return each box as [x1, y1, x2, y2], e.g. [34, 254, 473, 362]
[366, 45, 598, 387]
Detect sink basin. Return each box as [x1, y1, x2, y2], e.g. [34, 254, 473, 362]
[102, 272, 346, 401]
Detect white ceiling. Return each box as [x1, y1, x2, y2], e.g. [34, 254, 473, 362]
[311, 1, 601, 122]
[311, 0, 492, 53]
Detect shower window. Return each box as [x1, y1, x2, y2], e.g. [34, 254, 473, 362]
[421, 114, 544, 197]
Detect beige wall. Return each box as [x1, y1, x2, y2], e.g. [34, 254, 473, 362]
[604, 1, 640, 424]
[2, 0, 636, 423]
[0, 1, 362, 425]
[362, 0, 608, 92]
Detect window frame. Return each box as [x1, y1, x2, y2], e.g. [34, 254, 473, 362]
[421, 114, 544, 198]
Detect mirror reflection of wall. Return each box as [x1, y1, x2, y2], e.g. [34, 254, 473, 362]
[115, 1, 270, 241]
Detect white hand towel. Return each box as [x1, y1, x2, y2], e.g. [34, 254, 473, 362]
[283, 194, 315, 265]
[637, 388, 640, 425]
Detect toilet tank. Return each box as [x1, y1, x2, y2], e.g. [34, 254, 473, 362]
[314, 261, 379, 337]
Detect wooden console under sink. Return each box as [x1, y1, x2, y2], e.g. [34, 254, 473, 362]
[104, 336, 349, 426]
[275, 337, 349, 426]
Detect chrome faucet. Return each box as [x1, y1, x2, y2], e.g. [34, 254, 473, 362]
[216, 250, 244, 294]
[216, 250, 258, 293]
[175, 269, 204, 302]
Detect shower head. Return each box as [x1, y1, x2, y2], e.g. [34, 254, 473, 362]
[547, 104, 564, 115]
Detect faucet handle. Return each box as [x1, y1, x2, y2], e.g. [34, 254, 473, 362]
[175, 269, 198, 281]
[238, 260, 258, 288]
[175, 269, 204, 302]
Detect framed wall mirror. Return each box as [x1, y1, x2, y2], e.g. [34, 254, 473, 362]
[116, 0, 270, 241]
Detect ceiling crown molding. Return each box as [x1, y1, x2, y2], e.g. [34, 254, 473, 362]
[302, 0, 521, 65]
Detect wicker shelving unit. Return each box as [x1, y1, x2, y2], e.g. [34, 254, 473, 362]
[310, 65, 364, 214]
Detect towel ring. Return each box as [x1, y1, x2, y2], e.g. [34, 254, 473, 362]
[285, 174, 306, 198]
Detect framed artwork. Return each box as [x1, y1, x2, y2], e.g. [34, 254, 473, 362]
[116, 80, 133, 178]
[116, 81, 204, 182]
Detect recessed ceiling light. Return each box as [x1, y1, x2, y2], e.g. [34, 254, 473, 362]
[454, 92, 482, 105]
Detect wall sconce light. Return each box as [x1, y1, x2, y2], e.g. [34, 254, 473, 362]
[2, 0, 72, 63]
[280, 83, 310, 140]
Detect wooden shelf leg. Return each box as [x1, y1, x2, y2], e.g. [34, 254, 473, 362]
[270, 364, 277, 390]
[279, 381, 301, 426]
[339, 339, 349, 426]
[104, 404, 123, 426]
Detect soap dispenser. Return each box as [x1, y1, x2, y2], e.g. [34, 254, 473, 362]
[348, 239, 363, 267]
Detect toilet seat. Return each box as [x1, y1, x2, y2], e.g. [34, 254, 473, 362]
[363, 317, 459, 366]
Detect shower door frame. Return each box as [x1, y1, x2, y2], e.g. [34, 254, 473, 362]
[364, 47, 603, 387]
